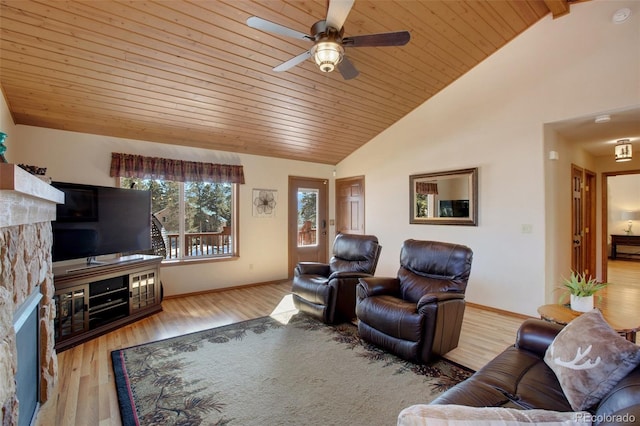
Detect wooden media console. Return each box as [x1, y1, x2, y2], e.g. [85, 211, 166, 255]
[52, 255, 162, 351]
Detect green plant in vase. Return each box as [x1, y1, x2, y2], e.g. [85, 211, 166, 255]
[559, 271, 608, 312]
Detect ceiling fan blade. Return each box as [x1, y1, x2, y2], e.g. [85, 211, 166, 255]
[273, 50, 312, 72]
[343, 31, 411, 47]
[326, 0, 355, 30]
[337, 57, 359, 80]
[246, 16, 312, 41]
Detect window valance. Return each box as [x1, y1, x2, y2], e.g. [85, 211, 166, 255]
[110, 152, 245, 184]
[415, 182, 438, 195]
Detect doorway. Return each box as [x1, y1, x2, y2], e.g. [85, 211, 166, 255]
[288, 176, 329, 277]
[335, 175, 365, 235]
[601, 170, 640, 283]
[571, 165, 596, 276]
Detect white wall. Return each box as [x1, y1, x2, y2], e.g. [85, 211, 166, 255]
[8, 124, 334, 296]
[543, 128, 606, 303]
[337, 0, 640, 316]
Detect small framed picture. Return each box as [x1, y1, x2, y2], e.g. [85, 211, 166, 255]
[252, 189, 277, 218]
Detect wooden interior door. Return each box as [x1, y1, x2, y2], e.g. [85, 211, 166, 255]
[335, 176, 365, 235]
[288, 176, 328, 277]
[571, 165, 584, 273]
[583, 170, 596, 277]
[571, 164, 596, 276]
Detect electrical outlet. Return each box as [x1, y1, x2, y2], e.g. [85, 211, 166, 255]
[521, 224, 533, 234]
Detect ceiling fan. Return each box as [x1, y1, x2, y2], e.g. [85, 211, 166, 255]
[246, 0, 410, 80]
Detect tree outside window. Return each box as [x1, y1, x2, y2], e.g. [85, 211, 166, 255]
[121, 178, 236, 260]
[297, 189, 318, 247]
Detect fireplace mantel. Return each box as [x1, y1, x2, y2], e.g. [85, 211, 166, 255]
[0, 163, 64, 227]
[0, 163, 64, 425]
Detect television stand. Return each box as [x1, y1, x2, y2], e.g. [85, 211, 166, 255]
[52, 255, 162, 351]
[65, 254, 148, 273]
[117, 254, 145, 262]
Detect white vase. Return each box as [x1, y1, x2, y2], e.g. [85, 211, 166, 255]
[570, 294, 594, 312]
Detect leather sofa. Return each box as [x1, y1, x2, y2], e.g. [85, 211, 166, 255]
[403, 319, 640, 425]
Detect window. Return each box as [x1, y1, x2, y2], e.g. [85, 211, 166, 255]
[415, 193, 435, 218]
[120, 178, 238, 261]
[297, 188, 318, 247]
[110, 152, 243, 261]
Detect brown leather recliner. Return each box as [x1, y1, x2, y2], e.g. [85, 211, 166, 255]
[356, 239, 473, 364]
[292, 234, 382, 324]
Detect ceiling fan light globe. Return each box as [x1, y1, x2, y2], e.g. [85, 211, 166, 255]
[319, 63, 335, 73]
[312, 41, 343, 73]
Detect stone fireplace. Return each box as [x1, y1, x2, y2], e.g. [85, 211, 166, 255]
[1, 164, 63, 425]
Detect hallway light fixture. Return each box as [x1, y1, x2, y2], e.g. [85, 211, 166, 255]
[614, 139, 632, 162]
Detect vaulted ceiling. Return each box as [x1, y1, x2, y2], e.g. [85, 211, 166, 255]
[1, 1, 578, 165]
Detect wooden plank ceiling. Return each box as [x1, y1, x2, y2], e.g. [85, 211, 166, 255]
[0, 0, 571, 165]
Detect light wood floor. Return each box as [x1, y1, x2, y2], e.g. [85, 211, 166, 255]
[36, 260, 638, 426]
[608, 259, 640, 286]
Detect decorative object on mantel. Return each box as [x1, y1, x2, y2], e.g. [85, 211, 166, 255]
[0, 132, 7, 163]
[621, 210, 640, 234]
[252, 188, 277, 217]
[17, 163, 52, 184]
[558, 271, 608, 312]
[17, 164, 47, 175]
[614, 139, 632, 162]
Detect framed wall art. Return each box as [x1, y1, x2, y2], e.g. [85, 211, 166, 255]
[252, 189, 277, 218]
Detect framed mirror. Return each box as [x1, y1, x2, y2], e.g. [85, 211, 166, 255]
[410, 167, 478, 226]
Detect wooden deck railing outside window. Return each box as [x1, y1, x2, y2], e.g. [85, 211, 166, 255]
[297, 227, 317, 246]
[163, 225, 317, 258]
[165, 228, 231, 259]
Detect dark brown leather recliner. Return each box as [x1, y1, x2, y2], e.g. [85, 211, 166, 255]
[292, 234, 382, 324]
[356, 239, 473, 364]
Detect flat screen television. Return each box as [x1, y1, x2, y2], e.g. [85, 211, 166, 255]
[438, 199, 469, 218]
[52, 182, 151, 263]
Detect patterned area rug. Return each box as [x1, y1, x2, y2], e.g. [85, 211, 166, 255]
[112, 313, 473, 425]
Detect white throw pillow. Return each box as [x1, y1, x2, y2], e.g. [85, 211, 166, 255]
[397, 404, 592, 426]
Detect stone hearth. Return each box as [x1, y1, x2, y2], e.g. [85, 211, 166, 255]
[1, 164, 63, 425]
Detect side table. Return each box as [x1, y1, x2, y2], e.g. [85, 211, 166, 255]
[611, 234, 640, 259]
[538, 284, 640, 343]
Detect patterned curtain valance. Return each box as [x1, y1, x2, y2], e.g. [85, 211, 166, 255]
[110, 153, 245, 184]
[416, 182, 438, 195]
